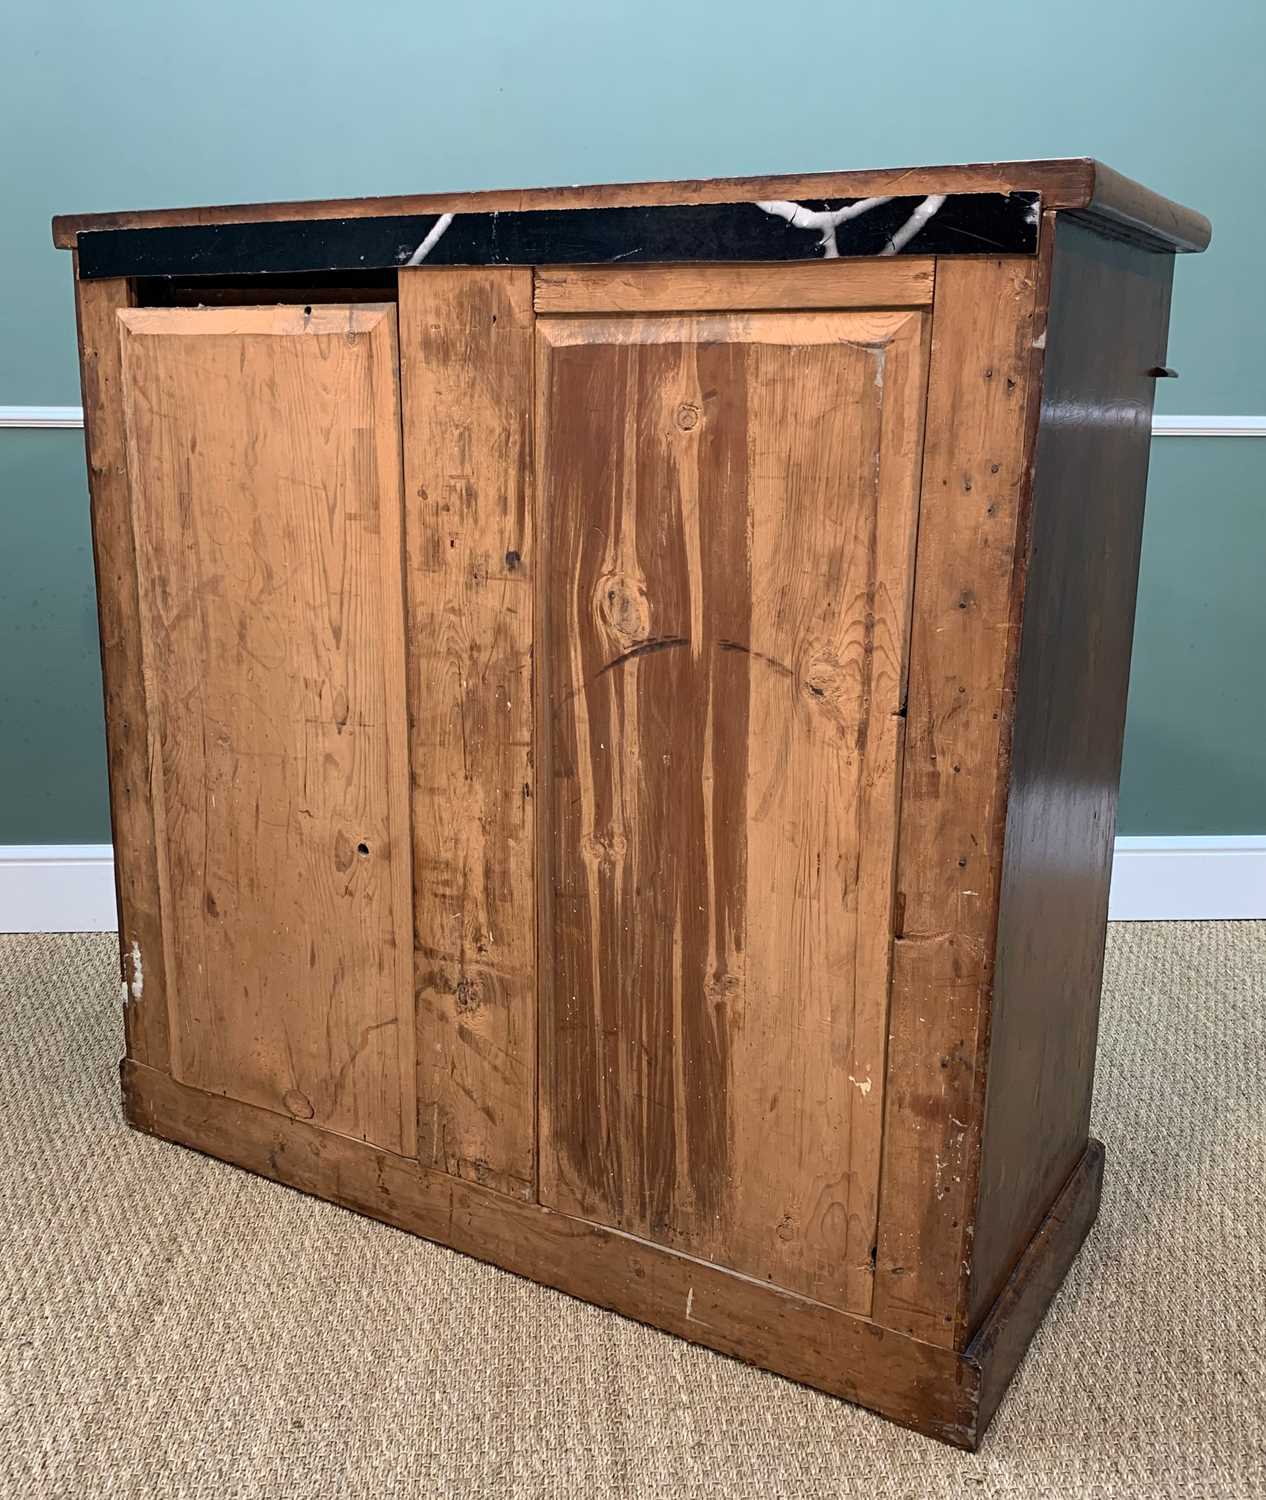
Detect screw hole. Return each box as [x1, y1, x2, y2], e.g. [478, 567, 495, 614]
[357, 842, 369, 857]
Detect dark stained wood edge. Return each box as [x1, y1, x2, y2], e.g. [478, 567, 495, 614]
[964, 1138, 1105, 1440]
[1076, 162, 1211, 254]
[121, 1058, 981, 1446]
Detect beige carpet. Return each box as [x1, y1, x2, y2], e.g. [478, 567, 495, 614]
[1, 925, 1263, 1499]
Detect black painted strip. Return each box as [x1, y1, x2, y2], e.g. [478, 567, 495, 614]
[77, 193, 1039, 280]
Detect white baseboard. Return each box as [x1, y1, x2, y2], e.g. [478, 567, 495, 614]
[3, 837, 1264, 932]
[0, 845, 118, 933]
[0, 405, 87, 428]
[1150, 415, 1266, 437]
[1107, 835, 1266, 921]
[4, 407, 1266, 437]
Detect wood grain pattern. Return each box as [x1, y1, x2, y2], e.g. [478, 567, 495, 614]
[398, 267, 537, 1200]
[968, 223, 1173, 1328]
[537, 304, 929, 1313]
[533, 259, 934, 314]
[873, 257, 1044, 1347]
[74, 272, 171, 1069]
[117, 303, 416, 1154]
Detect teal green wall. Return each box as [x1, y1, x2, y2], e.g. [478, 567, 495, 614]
[1120, 440, 1265, 833]
[0, 435, 107, 842]
[2, 0, 1262, 839]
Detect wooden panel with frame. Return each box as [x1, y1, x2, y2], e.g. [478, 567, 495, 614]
[113, 302, 417, 1155]
[534, 297, 931, 1315]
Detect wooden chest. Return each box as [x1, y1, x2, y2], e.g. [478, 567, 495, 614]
[56, 159, 1208, 1447]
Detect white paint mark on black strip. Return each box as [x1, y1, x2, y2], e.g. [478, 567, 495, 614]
[404, 212, 454, 266]
[756, 196, 896, 257]
[881, 195, 947, 256]
[759, 192, 949, 258]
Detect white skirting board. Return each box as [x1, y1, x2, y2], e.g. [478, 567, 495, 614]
[4, 408, 1266, 436]
[2, 837, 1264, 933]
[0, 846, 118, 933]
[1106, 835, 1266, 921]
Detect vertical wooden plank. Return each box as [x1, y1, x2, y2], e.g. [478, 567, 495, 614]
[844, 311, 931, 1308]
[535, 311, 748, 1259]
[117, 303, 416, 1155]
[734, 311, 930, 1312]
[968, 221, 1173, 1330]
[398, 268, 537, 1201]
[73, 269, 172, 1069]
[873, 257, 1043, 1346]
[537, 307, 928, 1312]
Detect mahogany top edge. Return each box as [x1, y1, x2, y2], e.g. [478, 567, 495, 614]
[53, 158, 1210, 256]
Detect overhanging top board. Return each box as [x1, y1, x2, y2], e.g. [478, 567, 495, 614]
[52, 159, 1213, 255]
[75, 192, 1040, 280]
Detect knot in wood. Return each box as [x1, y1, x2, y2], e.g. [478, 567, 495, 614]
[282, 1088, 315, 1120]
[800, 653, 854, 728]
[333, 831, 357, 872]
[454, 974, 484, 1012]
[595, 572, 651, 645]
[581, 829, 629, 868]
[705, 972, 742, 1007]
